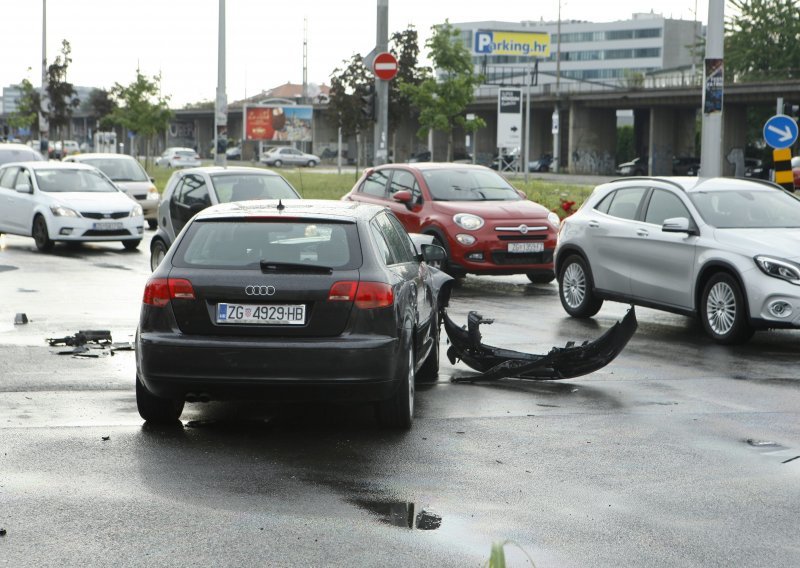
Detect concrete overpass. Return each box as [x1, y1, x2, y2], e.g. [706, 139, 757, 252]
[464, 79, 800, 176]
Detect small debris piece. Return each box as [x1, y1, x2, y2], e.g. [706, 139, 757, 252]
[102, 436, 110, 441]
[782, 456, 800, 464]
[415, 508, 442, 531]
[746, 439, 780, 447]
[0, 528, 6, 536]
[14, 313, 28, 325]
[456, 431, 465, 434]
[47, 330, 112, 347]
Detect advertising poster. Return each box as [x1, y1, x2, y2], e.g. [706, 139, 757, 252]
[244, 106, 313, 142]
[704, 58, 723, 114]
[497, 88, 522, 149]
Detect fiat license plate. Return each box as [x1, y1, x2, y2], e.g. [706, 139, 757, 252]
[92, 222, 123, 231]
[508, 242, 543, 253]
[216, 303, 305, 325]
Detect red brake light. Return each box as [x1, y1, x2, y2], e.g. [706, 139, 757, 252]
[354, 282, 393, 309]
[143, 278, 170, 307]
[328, 281, 357, 301]
[143, 278, 195, 307]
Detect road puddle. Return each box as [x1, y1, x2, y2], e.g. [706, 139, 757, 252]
[350, 498, 442, 530]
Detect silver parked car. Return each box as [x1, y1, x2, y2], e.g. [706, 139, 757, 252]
[155, 147, 201, 168]
[64, 153, 160, 228]
[149, 166, 300, 270]
[555, 176, 800, 344]
[260, 146, 320, 168]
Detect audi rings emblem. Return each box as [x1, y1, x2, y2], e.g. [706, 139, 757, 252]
[245, 285, 276, 296]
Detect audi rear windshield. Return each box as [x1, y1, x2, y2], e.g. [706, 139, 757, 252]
[172, 220, 363, 270]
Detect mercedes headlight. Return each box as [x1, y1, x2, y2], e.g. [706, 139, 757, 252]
[50, 205, 80, 217]
[130, 204, 143, 217]
[453, 213, 484, 230]
[754, 255, 800, 285]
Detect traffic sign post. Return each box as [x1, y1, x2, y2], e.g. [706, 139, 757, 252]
[763, 114, 799, 149]
[764, 114, 798, 191]
[372, 52, 398, 81]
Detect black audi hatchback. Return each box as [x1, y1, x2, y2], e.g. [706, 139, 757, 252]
[136, 199, 450, 429]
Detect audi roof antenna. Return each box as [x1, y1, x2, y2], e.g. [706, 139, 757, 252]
[276, 199, 285, 211]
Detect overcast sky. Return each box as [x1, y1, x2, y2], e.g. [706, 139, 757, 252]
[1, 0, 710, 107]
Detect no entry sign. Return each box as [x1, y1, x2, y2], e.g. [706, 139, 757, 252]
[373, 52, 398, 81]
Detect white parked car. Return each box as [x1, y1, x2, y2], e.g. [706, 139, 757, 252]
[64, 153, 160, 229]
[155, 147, 201, 168]
[260, 146, 320, 168]
[149, 166, 300, 270]
[0, 161, 144, 251]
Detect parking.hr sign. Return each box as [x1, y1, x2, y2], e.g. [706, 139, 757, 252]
[474, 30, 550, 58]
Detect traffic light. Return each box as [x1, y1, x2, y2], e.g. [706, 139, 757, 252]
[784, 102, 799, 119]
[360, 84, 376, 122]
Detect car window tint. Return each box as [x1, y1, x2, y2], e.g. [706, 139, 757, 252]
[389, 170, 417, 197]
[174, 220, 361, 269]
[0, 166, 20, 188]
[83, 158, 149, 182]
[34, 168, 117, 193]
[370, 219, 395, 265]
[176, 174, 211, 207]
[374, 212, 414, 264]
[606, 187, 646, 220]
[644, 189, 691, 225]
[360, 171, 390, 198]
[385, 213, 418, 261]
[423, 169, 521, 201]
[594, 192, 613, 214]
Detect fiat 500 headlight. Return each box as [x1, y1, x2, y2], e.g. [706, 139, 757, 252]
[453, 213, 484, 230]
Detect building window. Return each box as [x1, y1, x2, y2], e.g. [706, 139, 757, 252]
[605, 49, 634, 60]
[634, 48, 661, 58]
[634, 28, 662, 39]
[605, 30, 634, 40]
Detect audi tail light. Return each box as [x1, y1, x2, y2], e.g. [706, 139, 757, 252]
[328, 281, 393, 309]
[143, 278, 196, 307]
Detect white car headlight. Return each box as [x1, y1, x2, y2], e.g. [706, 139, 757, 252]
[548, 211, 561, 227]
[50, 205, 80, 217]
[754, 255, 800, 285]
[453, 213, 484, 230]
[130, 204, 143, 217]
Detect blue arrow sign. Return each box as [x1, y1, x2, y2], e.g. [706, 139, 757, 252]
[763, 114, 799, 149]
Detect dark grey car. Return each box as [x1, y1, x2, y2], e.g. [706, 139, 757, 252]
[136, 199, 450, 429]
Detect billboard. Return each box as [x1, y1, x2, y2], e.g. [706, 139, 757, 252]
[244, 105, 313, 142]
[474, 30, 550, 58]
[497, 88, 522, 149]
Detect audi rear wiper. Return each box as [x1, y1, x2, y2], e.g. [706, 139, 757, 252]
[260, 260, 332, 274]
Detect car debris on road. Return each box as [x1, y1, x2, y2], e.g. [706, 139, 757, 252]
[443, 307, 637, 382]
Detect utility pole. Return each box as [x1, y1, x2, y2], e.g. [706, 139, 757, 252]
[552, 0, 562, 174]
[374, 0, 389, 165]
[699, 0, 724, 177]
[214, 0, 228, 167]
[39, 0, 49, 156]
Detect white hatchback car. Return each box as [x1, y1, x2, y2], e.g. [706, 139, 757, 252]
[64, 153, 160, 228]
[556, 176, 800, 344]
[0, 161, 144, 251]
[155, 147, 201, 168]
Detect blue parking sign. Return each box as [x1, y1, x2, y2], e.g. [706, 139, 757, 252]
[763, 114, 799, 149]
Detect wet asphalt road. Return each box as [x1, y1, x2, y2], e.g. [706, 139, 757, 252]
[1, 232, 799, 567]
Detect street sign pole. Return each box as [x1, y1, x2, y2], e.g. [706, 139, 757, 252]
[699, 0, 724, 177]
[374, 0, 389, 166]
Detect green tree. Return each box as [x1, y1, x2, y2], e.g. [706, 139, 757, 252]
[328, 53, 374, 138]
[725, 0, 800, 81]
[45, 40, 80, 145]
[7, 78, 40, 135]
[84, 88, 117, 131]
[400, 21, 485, 161]
[390, 26, 430, 159]
[183, 100, 215, 110]
[107, 70, 173, 164]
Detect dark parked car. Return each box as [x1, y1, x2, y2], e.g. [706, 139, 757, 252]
[136, 199, 450, 429]
[149, 166, 300, 271]
[342, 163, 560, 283]
[529, 154, 553, 172]
[672, 156, 700, 176]
[616, 157, 647, 176]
